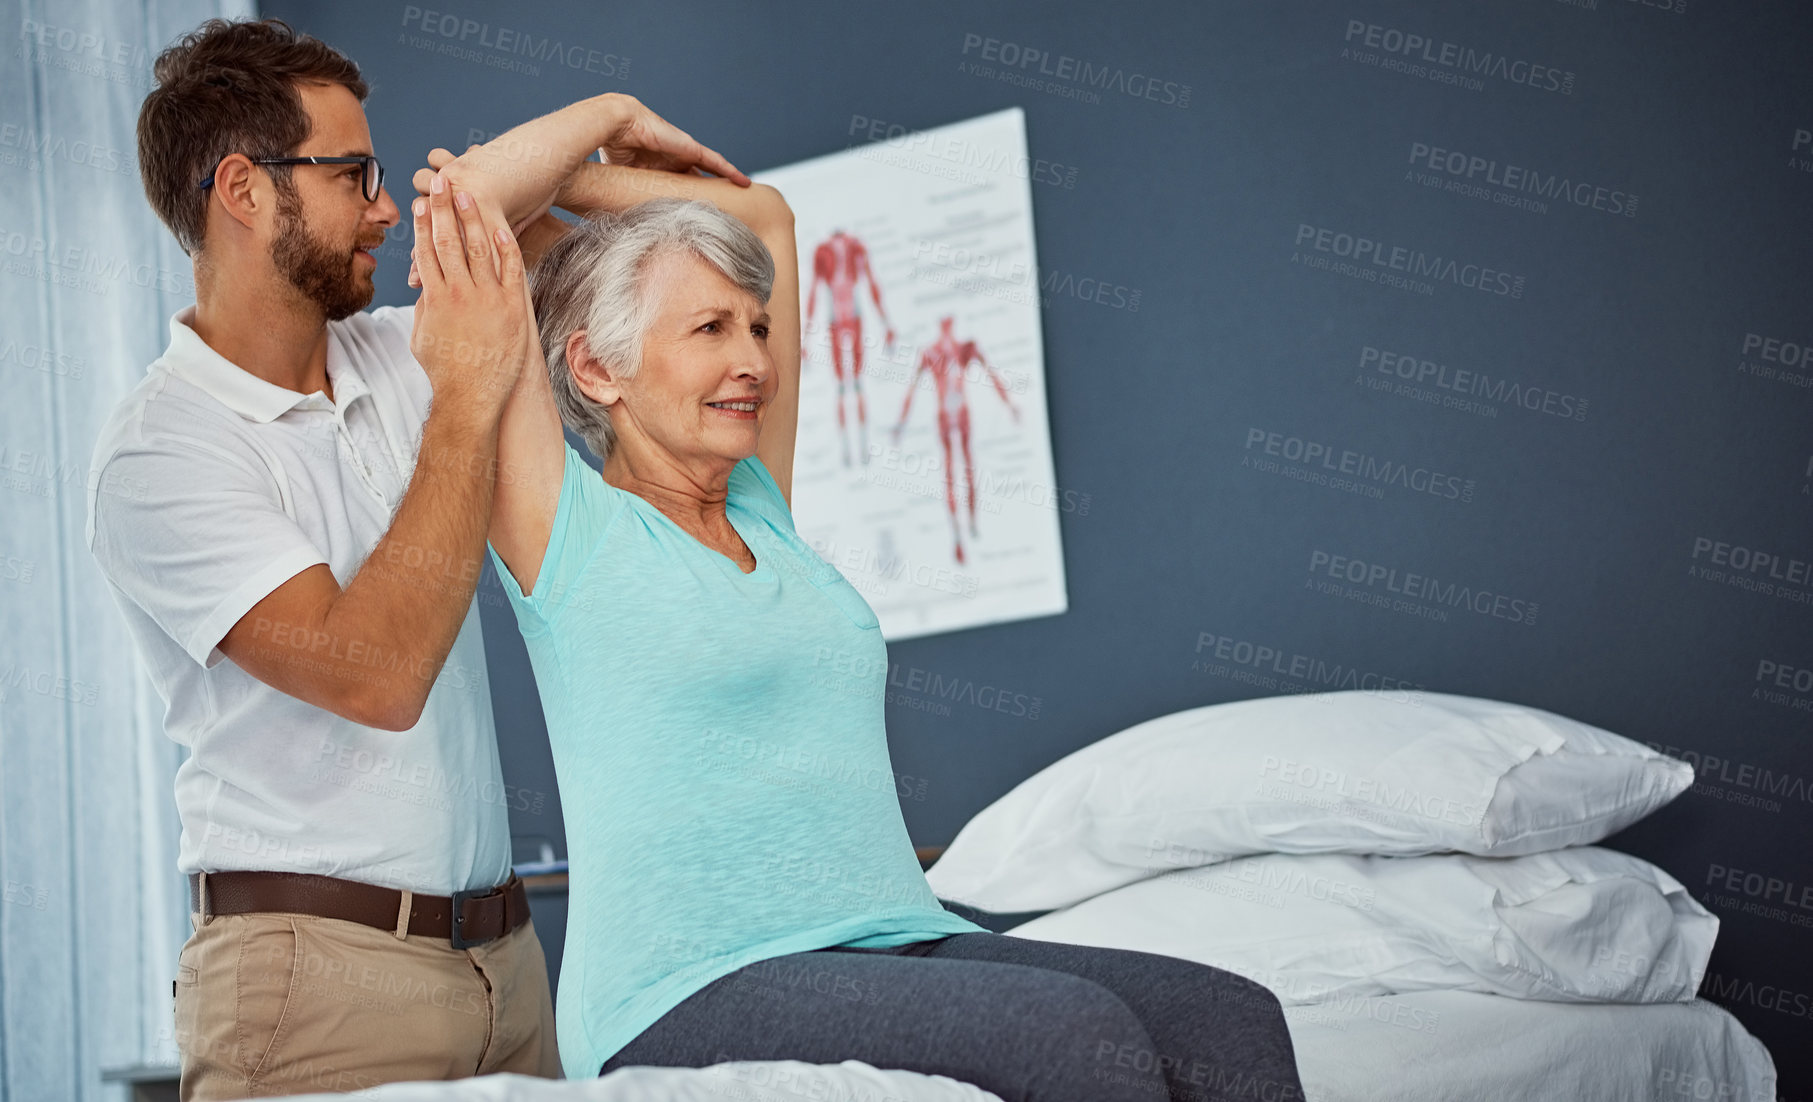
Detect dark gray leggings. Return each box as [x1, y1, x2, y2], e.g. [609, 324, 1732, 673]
[598, 931, 1305, 1102]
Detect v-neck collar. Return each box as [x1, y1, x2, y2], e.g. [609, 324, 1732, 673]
[623, 488, 776, 584]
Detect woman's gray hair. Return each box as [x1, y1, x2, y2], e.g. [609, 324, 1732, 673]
[529, 197, 775, 462]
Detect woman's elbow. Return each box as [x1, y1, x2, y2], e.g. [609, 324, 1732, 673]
[747, 184, 795, 236]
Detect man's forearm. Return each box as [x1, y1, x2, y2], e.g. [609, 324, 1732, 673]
[323, 400, 504, 730]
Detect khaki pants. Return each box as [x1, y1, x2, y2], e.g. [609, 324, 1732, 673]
[173, 908, 561, 1099]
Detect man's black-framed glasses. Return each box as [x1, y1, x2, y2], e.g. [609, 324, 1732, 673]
[198, 155, 385, 203]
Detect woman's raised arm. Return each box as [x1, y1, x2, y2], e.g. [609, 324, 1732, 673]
[418, 179, 566, 599]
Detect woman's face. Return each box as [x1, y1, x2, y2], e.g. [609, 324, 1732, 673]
[614, 249, 774, 474]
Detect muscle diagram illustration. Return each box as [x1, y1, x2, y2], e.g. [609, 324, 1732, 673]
[890, 316, 1021, 566]
[805, 230, 895, 466]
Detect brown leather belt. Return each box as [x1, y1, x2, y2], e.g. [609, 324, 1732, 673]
[189, 870, 530, 949]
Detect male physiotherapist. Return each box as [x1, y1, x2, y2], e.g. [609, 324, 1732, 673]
[85, 17, 745, 1098]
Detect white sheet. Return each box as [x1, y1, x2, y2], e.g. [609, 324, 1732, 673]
[257, 987, 1777, 1102]
[1283, 990, 1777, 1102]
[265, 995, 1775, 1102]
[272, 1060, 1005, 1101]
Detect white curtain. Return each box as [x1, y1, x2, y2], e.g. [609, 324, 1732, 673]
[0, 0, 251, 1097]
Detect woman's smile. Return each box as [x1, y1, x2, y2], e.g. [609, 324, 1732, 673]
[706, 399, 761, 420]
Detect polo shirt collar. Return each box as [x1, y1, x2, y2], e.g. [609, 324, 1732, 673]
[162, 305, 370, 423]
[322, 327, 372, 412]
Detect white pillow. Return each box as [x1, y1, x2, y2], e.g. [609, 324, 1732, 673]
[925, 691, 1692, 913]
[1003, 847, 1716, 1005]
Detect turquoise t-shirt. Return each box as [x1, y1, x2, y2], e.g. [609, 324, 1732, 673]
[487, 441, 988, 1080]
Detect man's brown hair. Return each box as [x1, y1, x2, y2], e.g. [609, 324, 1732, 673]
[137, 18, 367, 256]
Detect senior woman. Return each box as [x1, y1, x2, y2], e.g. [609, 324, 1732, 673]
[418, 102, 1304, 1102]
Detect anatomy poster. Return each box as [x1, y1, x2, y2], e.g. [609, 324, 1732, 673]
[754, 107, 1069, 641]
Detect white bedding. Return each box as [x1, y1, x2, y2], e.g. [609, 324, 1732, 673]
[274, 1060, 1006, 1101]
[1001, 848, 1717, 1005]
[1283, 989, 1778, 1102]
[269, 682, 1764, 1102]
[263, 993, 1777, 1102]
[270, 993, 1778, 1102]
[925, 691, 1693, 912]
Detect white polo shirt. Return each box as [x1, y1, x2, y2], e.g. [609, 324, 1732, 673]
[85, 304, 513, 895]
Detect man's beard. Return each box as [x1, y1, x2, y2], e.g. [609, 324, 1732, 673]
[271, 186, 377, 322]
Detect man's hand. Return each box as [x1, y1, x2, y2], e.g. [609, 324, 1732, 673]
[409, 176, 531, 422]
[589, 93, 749, 183]
[409, 146, 569, 289]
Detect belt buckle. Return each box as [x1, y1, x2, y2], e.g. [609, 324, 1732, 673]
[448, 886, 493, 950]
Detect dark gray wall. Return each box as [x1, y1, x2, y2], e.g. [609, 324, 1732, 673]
[262, 0, 1813, 1091]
